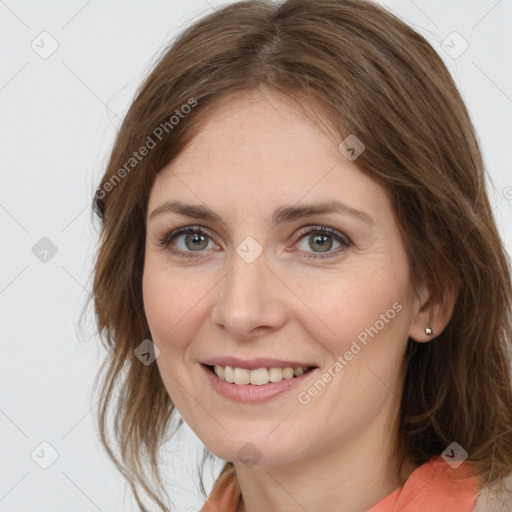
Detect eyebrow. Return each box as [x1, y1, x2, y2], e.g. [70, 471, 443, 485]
[148, 199, 375, 227]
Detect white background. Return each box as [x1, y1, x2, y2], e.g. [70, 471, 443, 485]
[1, 0, 511, 511]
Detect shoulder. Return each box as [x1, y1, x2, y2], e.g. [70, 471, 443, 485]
[471, 472, 512, 512]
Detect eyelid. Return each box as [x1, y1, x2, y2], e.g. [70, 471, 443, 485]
[292, 225, 352, 245]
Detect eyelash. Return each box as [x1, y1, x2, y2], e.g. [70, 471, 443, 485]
[156, 225, 353, 260]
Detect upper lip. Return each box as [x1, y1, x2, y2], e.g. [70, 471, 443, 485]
[201, 357, 318, 370]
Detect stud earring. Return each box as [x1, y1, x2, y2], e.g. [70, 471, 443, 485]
[425, 324, 433, 336]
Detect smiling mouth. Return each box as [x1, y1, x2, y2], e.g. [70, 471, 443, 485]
[204, 364, 317, 386]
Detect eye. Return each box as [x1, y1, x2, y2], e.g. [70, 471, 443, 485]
[156, 225, 352, 260]
[157, 226, 217, 258]
[291, 226, 352, 259]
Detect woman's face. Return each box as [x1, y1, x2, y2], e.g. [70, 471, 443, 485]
[143, 90, 425, 467]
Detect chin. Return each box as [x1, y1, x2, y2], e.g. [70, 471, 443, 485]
[201, 434, 300, 468]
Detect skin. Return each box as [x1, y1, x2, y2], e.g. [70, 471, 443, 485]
[142, 90, 455, 512]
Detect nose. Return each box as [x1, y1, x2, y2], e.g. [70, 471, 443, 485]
[211, 246, 288, 339]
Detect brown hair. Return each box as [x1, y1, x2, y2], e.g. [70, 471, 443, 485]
[88, 0, 512, 509]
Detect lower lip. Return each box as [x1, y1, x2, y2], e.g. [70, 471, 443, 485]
[201, 363, 317, 403]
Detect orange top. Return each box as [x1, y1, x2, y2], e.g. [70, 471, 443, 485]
[200, 456, 481, 512]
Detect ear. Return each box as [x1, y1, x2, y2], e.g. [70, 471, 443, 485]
[408, 279, 459, 343]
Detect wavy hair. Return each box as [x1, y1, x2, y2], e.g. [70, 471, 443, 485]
[87, 0, 512, 509]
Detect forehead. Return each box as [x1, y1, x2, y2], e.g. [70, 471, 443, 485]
[148, 91, 389, 224]
[169, 92, 329, 172]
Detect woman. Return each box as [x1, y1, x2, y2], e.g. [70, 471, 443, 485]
[90, 0, 512, 511]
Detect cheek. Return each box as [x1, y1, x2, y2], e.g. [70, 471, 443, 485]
[293, 275, 411, 437]
[142, 261, 201, 409]
[142, 269, 171, 338]
[142, 254, 217, 360]
[142, 257, 189, 351]
[319, 274, 412, 417]
[296, 264, 410, 353]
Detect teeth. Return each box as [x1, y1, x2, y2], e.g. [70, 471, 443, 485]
[213, 365, 310, 385]
[294, 367, 305, 377]
[234, 367, 250, 385]
[249, 367, 268, 385]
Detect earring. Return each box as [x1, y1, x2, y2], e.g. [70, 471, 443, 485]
[425, 324, 433, 336]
